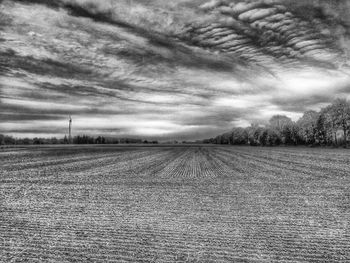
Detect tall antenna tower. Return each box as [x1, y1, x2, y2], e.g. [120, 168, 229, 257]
[69, 115, 72, 144]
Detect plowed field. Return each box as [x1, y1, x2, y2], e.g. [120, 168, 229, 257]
[1, 145, 349, 262]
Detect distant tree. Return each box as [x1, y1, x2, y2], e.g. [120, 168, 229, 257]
[22, 138, 31, 145]
[268, 115, 294, 144]
[220, 132, 231, 144]
[73, 135, 80, 144]
[315, 112, 330, 145]
[73, 135, 94, 144]
[214, 135, 220, 144]
[246, 124, 256, 145]
[283, 122, 301, 145]
[95, 136, 105, 144]
[88, 135, 94, 144]
[259, 129, 269, 146]
[322, 105, 339, 146]
[269, 115, 293, 132]
[50, 137, 58, 144]
[266, 128, 282, 146]
[33, 137, 45, 145]
[4, 135, 16, 145]
[231, 127, 248, 145]
[297, 110, 319, 145]
[330, 99, 350, 146]
[247, 123, 263, 146]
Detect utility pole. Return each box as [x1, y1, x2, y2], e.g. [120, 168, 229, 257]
[69, 116, 72, 144]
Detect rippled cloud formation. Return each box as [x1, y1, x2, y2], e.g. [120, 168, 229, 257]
[1, 0, 350, 140]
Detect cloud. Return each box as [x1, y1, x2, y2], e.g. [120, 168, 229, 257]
[185, 0, 349, 71]
[1, 0, 350, 140]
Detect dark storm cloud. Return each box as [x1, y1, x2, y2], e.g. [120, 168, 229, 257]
[1, 0, 350, 139]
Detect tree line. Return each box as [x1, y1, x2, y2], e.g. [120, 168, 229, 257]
[1, 99, 349, 147]
[0, 134, 158, 145]
[203, 99, 350, 147]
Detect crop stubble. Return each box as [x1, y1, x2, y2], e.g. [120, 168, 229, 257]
[0, 145, 349, 262]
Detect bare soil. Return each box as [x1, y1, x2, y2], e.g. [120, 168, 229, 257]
[1, 145, 349, 262]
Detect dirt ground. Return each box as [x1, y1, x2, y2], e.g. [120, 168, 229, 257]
[1, 145, 349, 262]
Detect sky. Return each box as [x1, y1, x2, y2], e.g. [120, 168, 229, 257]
[1, 0, 350, 140]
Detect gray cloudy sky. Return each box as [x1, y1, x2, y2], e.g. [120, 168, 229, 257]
[1, 0, 350, 140]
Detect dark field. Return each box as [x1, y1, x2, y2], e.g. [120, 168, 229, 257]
[1, 145, 350, 262]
